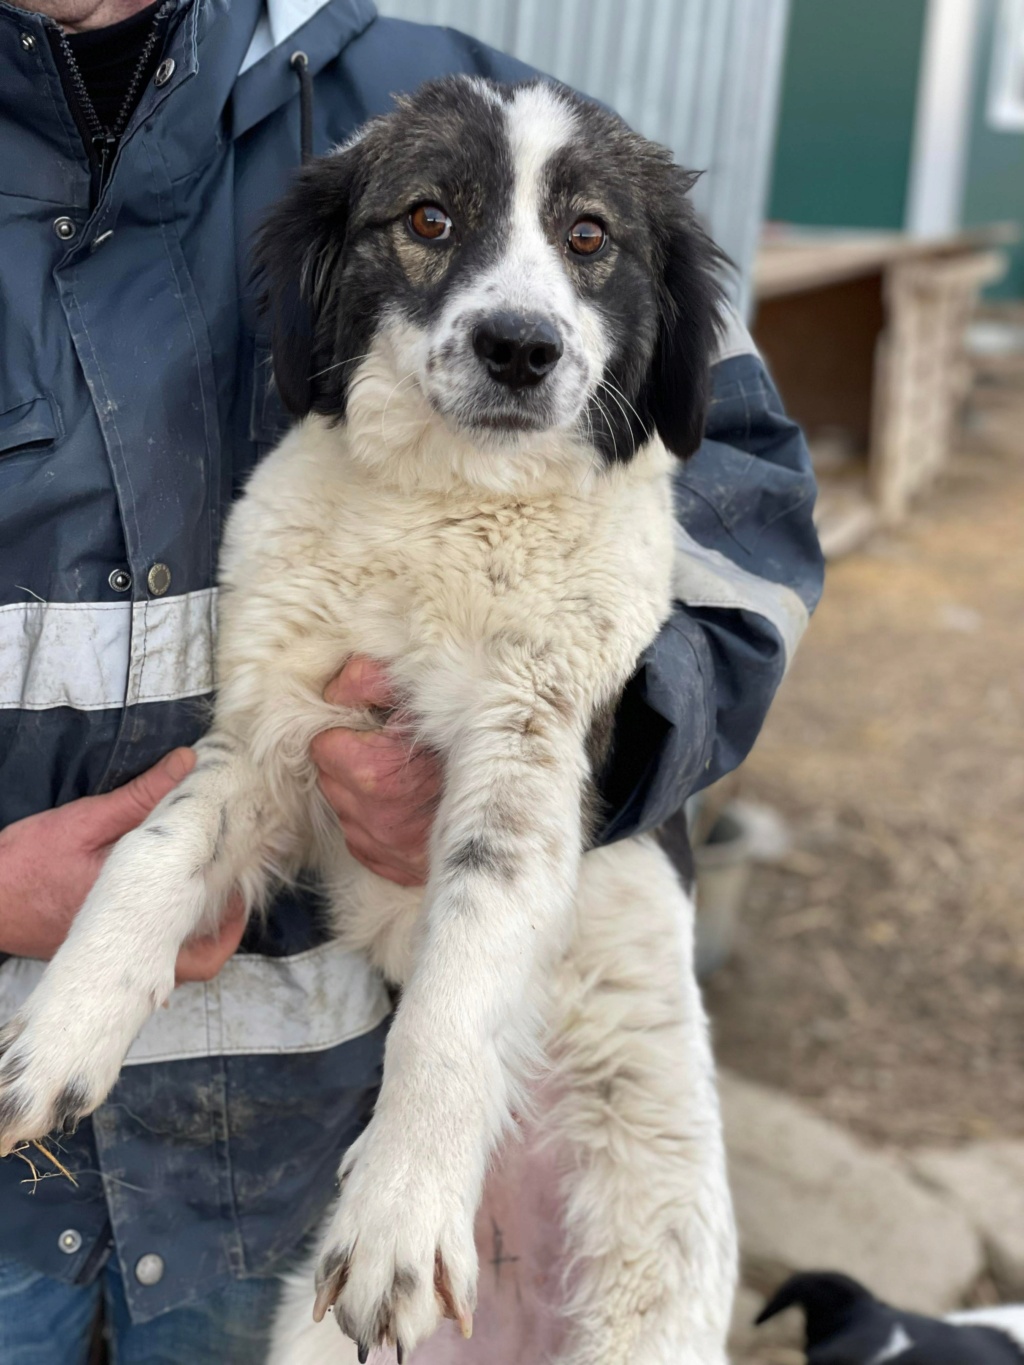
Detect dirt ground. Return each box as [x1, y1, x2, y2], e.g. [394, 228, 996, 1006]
[704, 384, 1024, 1150]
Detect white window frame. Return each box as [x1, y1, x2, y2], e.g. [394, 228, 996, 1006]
[989, 0, 1024, 130]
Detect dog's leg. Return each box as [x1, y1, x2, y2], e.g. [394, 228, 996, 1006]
[0, 735, 276, 1152]
[312, 663, 587, 1358]
[547, 838, 737, 1365]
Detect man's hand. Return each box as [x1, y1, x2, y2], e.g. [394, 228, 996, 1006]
[0, 749, 245, 981]
[311, 657, 441, 887]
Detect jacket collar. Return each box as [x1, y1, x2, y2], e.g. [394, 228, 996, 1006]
[0, 0, 375, 152]
[230, 0, 376, 139]
[240, 0, 333, 72]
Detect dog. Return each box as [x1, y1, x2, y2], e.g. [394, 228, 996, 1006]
[758, 1272, 1024, 1364]
[0, 77, 737, 1363]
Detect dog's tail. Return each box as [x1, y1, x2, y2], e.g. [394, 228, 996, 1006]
[757, 1271, 876, 1347]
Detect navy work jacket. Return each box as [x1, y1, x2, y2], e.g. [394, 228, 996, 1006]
[0, 0, 824, 1322]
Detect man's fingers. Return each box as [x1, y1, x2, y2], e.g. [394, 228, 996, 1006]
[357, 857, 425, 889]
[338, 808, 412, 862]
[312, 727, 438, 803]
[324, 655, 397, 712]
[316, 774, 365, 827]
[310, 728, 391, 795]
[343, 831, 428, 888]
[319, 769, 435, 845]
[87, 747, 197, 848]
[175, 896, 247, 984]
[311, 669, 439, 890]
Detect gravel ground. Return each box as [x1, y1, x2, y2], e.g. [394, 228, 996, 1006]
[705, 385, 1024, 1150]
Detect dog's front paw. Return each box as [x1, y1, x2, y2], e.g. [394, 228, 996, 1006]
[313, 1130, 477, 1361]
[0, 1014, 104, 1156]
[0, 966, 154, 1156]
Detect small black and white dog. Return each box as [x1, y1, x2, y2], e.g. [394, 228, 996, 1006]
[0, 78, 737, 1363]
[759, 1272, 1024, 1364]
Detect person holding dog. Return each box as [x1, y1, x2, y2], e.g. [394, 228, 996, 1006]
[0, 0, 823, 1357]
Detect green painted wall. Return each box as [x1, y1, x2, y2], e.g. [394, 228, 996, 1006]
[962, 0, 1024, 298]
[769, 0, 928, 229]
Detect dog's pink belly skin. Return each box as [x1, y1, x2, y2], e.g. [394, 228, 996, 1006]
[411, 1127, 567, 1362]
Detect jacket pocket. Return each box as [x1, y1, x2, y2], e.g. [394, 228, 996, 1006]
[0, 395, 60, 458]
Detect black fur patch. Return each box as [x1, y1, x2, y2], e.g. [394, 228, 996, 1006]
[254, 78, 512, 420]
[0, 1050, 28, 1086]
[211, 805, 229, 864]
[759, 1272, 1024, 1365]
[200, 736, 236, 753]
[316, 1246, 351, 1293]
[445, 835, 517, 883]
[53, 1079, 90, 1136]
[392, 1266, 419, 1297]
[253, 76, 726, 464]
[541, 114, 727, 462]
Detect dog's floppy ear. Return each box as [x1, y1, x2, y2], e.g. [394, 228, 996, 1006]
[644, 170, 728, 459]
[757, 1271, 876, 1349]
[251, 149, 362, 418]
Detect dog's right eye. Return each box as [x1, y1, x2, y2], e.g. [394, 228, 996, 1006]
[408, 203, 453, 241]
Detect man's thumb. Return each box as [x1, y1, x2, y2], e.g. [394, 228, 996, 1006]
[89, 748, 197, 845]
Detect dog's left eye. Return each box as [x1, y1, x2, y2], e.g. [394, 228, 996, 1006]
[408, 203, 453, 241]
[567, 218, 607, 256]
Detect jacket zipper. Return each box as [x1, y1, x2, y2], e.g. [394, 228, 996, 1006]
[48, 3, 172, 196]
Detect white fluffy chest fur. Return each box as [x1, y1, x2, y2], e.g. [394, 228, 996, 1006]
[215, 415, 676, 855]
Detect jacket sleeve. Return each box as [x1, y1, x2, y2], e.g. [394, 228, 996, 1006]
[596, 309, 825, 843]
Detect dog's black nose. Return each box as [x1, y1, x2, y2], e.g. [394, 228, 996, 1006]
[472, 313, 563, 389]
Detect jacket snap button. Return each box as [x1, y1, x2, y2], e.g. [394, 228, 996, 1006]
[109, 568, 132, 593]
[154, 57, 175, 87]
[20, 32, 36, 50]
[53, 216, 76, 241]
[135, 1253, 165, 1286]
[147, 563, 171, 596]
[58, 1229, 82, 1255]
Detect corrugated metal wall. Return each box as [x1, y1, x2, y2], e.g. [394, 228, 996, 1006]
[376, 0, 790, 311]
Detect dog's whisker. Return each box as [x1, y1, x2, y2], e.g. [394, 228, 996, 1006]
[379, 371, 421, 456]
[598, 378, 650, 444]
[308, 352, 374, 381]
[572, 407, 603, 493]
[600, 384, 634, 449]
[590, 391, 620, 465]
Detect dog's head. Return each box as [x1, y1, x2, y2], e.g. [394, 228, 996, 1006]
[255, 77, 726, 489]
[756, 1273, 1024, 1365]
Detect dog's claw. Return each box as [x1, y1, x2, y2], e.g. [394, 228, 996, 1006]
[434, 1248, 472, 1338]
[357, 1342, 369, 1364]
[396, 1342, 404, 1364]
[313, 1249, 350, 1323]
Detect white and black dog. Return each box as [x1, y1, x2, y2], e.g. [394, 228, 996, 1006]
[759, 1272, 1024, 1364]
[0, 78, 736, 1363]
